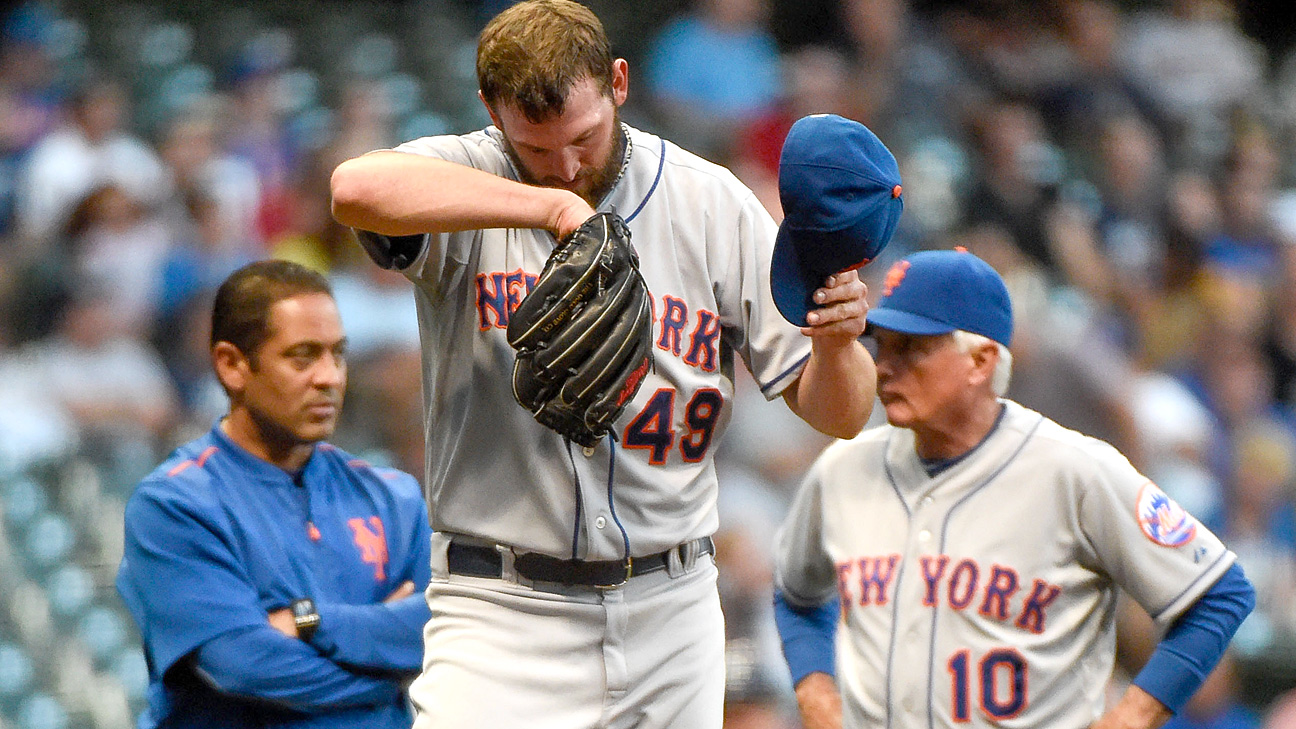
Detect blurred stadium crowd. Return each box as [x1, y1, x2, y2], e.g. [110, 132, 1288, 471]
[3, 0, 1296, 727]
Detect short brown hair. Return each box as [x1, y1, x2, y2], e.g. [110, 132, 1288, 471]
[476, 0, 614, 123]
[211, 259, 333, 363]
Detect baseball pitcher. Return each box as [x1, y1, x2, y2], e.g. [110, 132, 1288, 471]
[328, 2, 900, 727]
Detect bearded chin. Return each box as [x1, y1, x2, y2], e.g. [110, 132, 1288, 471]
[502, 112, 625, 207]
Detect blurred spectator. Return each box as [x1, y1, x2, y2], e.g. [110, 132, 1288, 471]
[320, 80, 397, 175]
[1224, 422, 1296, 654]
[151, 288, 226, 436]
[1135, 170, 1220, 371]
[961, 222, 1146, 460]
[1201, 124, 1286, 305]
[734, 45, 855, 218]
[0, 346, 79, 475]
[1040, 0, 1164, 159]
[155, 189, 253, 323]
[837, 0, 964, 149]
[329, 264, 419, 359]
[1178, 325, 1296, 507]
[961, 98, 1071, 279]
[269, 152, 360, 274]
[13, 75, 166, 247]
[1120, 0, 1267, 165]
[1129, 370, 1223, 528]
[63, 184, 173, 337]
[1090, 115, 1169, 296]
[157, 104, 264, 252]
[333, 345, 426, 479]
[645, 0, 782, 158]
[0, 2, 65, 236]
[936, 0, 1072, 103]
[224, 55, 298, 243]
[1263, 250, 1296, 411]
[12, 283, 178, 479]
[715, 465, 798, 729]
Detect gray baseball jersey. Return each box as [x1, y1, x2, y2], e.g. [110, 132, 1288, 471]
[391, 123, 811, 559]
[775, 400, 1235, 729]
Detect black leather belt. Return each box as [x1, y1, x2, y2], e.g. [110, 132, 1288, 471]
[447, 537, 715, 588]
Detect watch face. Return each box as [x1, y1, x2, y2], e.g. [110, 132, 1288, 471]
[291, 599, 320, 638]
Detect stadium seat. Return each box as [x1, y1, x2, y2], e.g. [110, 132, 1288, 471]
[14, 693, 66, 729]
[6, 582, 54, 653]
[108, 649, 148, 704]
[2, 478, 49, 536]
[0, 642, 34, 714]
[21, 513, 75, 578]
[77, 606, 128, 666]
[44, 565, 93, 624]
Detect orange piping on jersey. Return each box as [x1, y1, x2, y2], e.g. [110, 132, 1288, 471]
[167, 446, 219, 477]
[167, 461, 193, 477]
[195, 446, 217, 467]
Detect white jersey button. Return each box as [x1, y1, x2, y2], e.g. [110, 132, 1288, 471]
[921, 496, 934, 506]
[918, 530, 931, 542]
[595, 516, 607, 529]
[902, 698, 915, 712]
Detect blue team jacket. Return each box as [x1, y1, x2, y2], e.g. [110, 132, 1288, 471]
[116, 422, 432, 729]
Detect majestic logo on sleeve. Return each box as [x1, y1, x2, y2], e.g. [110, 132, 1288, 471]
[347, 517, 390, 580]
[1136, 482, 1197, 547]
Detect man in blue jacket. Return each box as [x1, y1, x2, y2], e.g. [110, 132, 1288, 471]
[117, 259, 432, 728]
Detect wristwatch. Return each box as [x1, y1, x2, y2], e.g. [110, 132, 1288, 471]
[290, 598, 320, 641]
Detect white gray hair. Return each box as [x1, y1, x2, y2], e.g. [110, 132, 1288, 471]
[952, 330, 1012, 396]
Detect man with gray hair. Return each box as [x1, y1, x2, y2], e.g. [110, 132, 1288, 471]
[772, 248, 1255, 729]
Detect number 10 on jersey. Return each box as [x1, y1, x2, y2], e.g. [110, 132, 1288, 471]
[948, 648, 1027, 721]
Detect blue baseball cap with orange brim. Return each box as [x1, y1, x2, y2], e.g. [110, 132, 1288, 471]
[771, 114, 904, 326]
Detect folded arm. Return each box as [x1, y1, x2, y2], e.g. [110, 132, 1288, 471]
[192, 626, 401, 712]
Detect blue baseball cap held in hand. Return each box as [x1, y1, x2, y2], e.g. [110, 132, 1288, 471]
[771, 114, 904, 325]
[866, 249, 1014, 347]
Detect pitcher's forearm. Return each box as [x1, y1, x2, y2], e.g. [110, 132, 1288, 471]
[330, 152, 585, 236]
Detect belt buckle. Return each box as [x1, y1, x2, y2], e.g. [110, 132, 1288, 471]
[596, 557, 632, 589]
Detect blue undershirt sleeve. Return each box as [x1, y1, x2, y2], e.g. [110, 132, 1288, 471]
[1131, 563, 1256, 713]
[194, 626, 402, 712]
[774, 589, 839, 686]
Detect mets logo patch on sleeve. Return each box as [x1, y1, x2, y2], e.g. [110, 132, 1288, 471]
[1136, 482, 1197, 547]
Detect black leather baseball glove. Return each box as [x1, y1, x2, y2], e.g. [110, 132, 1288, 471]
[507, 212, 654, 448]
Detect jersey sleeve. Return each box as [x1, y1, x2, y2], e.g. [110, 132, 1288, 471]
[1074, 440, 1236, 626]
[774, 457, 838, 606]
[718, 191, 812, 400]
[385, 132, 511, 295]
[116, 478, 280, 677]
